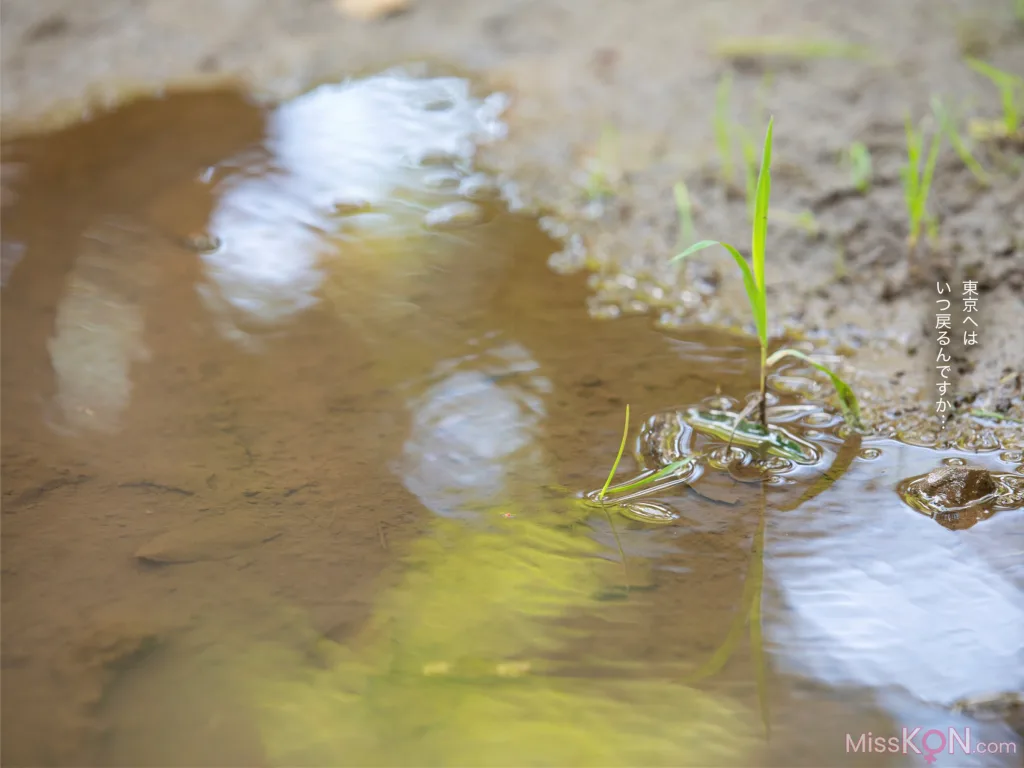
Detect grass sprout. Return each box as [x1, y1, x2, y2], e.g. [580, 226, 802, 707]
[770, 209, 820, 236]
[673, 181, 697, 251]
[738, 127, 759, 224]
[765, 349, 862, 428]
[841, 141, 873, 192]
[931, 96, 990, 185]
[598, 404, 631, 501]
[584, 124, 621, 200]
[714, 72, 735, 186]
[966, 57, 1024, 139]
[970, 408, 1012, 422]
[834, 244, 848, 280]
[901, 114, 942, 249]
[673, 117, 862, 431]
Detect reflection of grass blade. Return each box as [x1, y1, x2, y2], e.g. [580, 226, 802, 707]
[786, 432, 862, 510]
[766, 348, 863, 429]
[682, 506, 764, 684]
[725, 396, 761, 468]
[748, 502, 770, 740]
[684, 484, 773, 736]
[598, 405, 632, 589]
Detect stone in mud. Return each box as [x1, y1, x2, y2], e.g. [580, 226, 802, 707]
[333, 0, 412, 21]
[951, 691, 1024, 738]
[135, 516, 282, 565]
[915, 467, 998, 511]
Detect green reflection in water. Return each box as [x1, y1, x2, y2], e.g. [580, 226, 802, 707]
[239, 501, 754, 766]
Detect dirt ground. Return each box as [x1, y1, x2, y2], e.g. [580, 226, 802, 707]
[8, 0, 1024, 415]
[2, 2, 1024, 766]
[3, 0, 1023, 435]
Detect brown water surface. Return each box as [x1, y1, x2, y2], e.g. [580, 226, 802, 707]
[2, 79, 1022, 767]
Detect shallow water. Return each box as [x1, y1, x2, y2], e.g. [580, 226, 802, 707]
[1, 74, 1022, 767]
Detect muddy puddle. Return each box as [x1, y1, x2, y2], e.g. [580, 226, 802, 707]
[2, 72, 1022, 767]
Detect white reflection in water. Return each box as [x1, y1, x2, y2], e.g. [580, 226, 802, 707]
[766, 442, 1023, 760]
[398, 340, 552, 518]
[47, 224, 152, 433]
[198, 71, 508, 336]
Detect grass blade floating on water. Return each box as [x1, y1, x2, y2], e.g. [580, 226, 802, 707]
[766, 348, 863, 430]
[598, 405, 631, 590]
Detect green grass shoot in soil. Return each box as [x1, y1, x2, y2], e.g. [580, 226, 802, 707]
[672, 117, 863, 431]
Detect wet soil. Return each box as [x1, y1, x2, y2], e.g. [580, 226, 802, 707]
[2, 0, 1023, 414]
[2, 2, 1024, 766]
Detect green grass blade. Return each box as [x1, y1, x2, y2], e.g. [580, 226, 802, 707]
[931, 97, 989, 185]
[739, 129, 758, 224]
[921, 128, 942, 208]
[766, 348, 863, 429]
[715, 73, 735, 184]
[673, 240, 766, 347]
[971, 408, 1008, 422]
[752, 117, 775, 297]
[965, 57, 1024, 134]
[673, 239, 721, 260]
[600, 404, 631, 500]
[843, 141, 872, 192]
[902, 115, 920, 207]
[600, 457, 697, 496]
[964, 57, 1024, 91]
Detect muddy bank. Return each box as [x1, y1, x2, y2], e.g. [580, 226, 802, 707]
[3, 0, 1023, 424]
